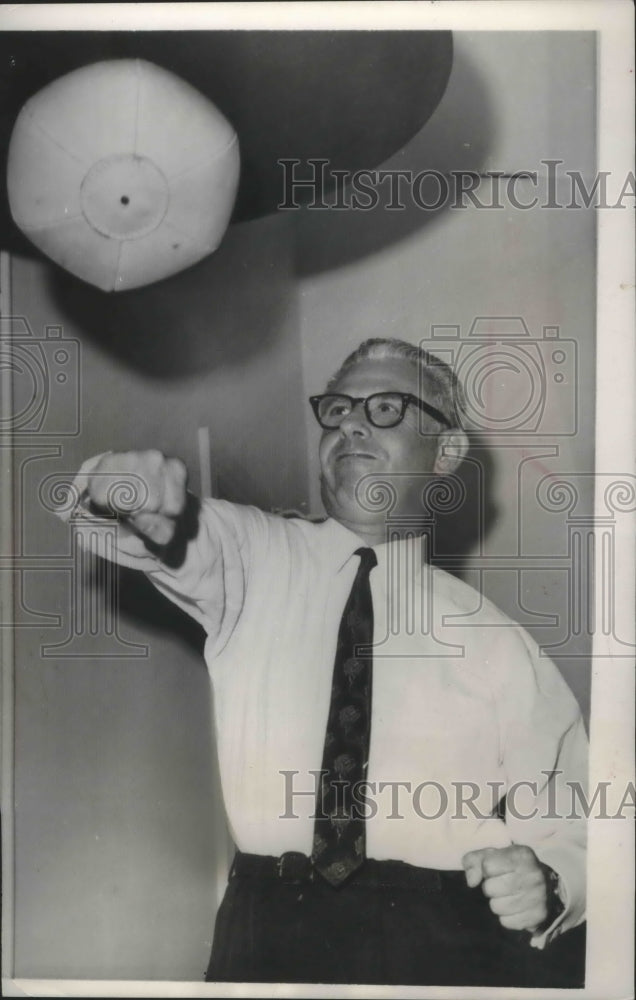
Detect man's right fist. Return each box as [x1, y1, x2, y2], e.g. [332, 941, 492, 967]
[88, 450, 188, 547]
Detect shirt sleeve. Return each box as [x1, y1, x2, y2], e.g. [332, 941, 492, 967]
[56, 453, 249, 645]
[490, 628, 588, 949]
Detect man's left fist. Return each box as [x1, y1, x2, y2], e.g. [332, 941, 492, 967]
[462, 844, 555, 933]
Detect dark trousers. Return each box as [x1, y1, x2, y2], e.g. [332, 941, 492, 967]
[206, 852, 586, 987]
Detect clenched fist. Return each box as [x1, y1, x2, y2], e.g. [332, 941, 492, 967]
[462, 844, 559, 934]
[88, 450, 188, 548]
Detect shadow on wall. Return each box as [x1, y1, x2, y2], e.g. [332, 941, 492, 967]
[431, 436, 499, 574]
[41, 38, 493, 380]
[294, 40, 496, 275]
[45, 211, 296, 378]
[86, 562, 207, 659]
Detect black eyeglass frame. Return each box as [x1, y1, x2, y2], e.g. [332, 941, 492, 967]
[309, 391, 452, 430]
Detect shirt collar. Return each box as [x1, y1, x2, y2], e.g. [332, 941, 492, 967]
[313, 517, 370, 573]
[318, 517, 427, 574]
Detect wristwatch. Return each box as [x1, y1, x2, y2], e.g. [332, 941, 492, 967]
[543, 864, 566, 927]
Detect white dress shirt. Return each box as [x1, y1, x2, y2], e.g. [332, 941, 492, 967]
[62, 455, 587, 948]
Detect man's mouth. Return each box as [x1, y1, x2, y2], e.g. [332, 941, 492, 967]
[336, 451, 377, 462]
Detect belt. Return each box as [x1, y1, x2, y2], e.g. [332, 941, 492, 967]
[230, 851, 466, 891]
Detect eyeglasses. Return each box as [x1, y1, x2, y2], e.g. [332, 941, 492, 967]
[309, 392, 452, 430]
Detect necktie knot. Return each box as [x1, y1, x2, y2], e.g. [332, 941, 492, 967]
[354, 546, 377, 573]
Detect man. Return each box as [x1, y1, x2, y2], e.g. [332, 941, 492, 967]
[61, 338, 587, 986]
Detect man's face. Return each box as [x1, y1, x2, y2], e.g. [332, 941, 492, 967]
[319, 357, 444, 531]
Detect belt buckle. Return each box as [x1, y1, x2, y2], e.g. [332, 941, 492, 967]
[276, 851, 309, 883]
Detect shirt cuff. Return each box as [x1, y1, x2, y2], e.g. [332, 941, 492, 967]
[529, 842, 586, 948]
[54, 452, 111, 523]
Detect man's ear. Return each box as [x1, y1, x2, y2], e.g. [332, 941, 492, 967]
[433, 429, 469, 475]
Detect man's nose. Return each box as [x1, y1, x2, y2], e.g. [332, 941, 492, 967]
[339, 401, 371, 436]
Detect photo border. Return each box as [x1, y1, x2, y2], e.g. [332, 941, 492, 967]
[1, 3, 633, 998]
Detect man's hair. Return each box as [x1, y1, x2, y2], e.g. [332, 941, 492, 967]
[327, 338, 466, 429]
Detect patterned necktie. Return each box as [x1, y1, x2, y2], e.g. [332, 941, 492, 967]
[311, 546, 377, 886]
